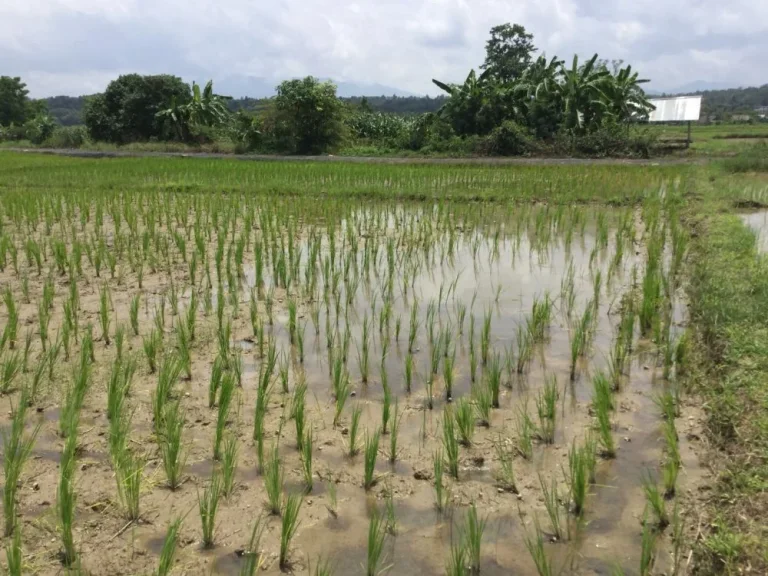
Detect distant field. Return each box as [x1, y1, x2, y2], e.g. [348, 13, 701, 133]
[646, 123, 768, 155]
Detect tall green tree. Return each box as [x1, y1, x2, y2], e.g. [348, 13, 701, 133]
[481, 24, 536, 82]
[0, 76, 30, 127]
[83, 74, 191, 143]
[272, 77, 344, 154]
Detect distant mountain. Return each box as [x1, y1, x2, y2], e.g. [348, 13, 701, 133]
[649, 80, 753, 96]
[213, 75, 413, 99]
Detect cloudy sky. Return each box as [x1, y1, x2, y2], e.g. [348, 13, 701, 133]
[2, 0, 766, 98]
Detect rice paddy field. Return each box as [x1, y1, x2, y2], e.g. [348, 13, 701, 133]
[0, 151, 765, 576]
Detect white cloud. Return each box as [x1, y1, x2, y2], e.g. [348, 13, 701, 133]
[0, 0, 765, 97]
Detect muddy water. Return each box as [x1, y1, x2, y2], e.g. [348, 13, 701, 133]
[198, 208, 696, 575]
[741, 210, 768, 252]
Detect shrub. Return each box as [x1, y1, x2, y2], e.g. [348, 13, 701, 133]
[554, 121, 658, 158]
[487, 120, 533, 156]
[45, 126, 89, 148]
[24, 115, 56, 144]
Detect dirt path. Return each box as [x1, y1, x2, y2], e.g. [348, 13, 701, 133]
[2, 147, 702, 166]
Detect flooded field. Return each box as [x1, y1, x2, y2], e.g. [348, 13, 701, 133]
[0, 192, 699, 575]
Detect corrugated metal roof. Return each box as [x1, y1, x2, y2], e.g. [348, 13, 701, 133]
[648, 96, 702, 122]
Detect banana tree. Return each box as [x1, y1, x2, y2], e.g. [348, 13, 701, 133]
[556, 54, 611, 133]
[602, 65, 653, 122]
[156, 80, 230, 141]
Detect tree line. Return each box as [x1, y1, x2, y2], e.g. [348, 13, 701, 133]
[3, 23, 756, 156]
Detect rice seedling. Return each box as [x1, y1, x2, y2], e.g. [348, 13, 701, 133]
[663, 419, 681, 467]
[279, 494, 303, 570]
[388, 400, 401, 463]
[115, 449, 144, 521]
[99, 283, 111, 345]
[366, 511, 388, 576]
[143, 328, 162, 374]
[5, 525, 22, 576]
[156, 517, 183, 576]
[381, 376, 391, 434]
[239, 516, 266, 576]
[641, 470, 669, 530]
[3, 387, 40, 536]
[592, 372, 613, 413]
[60, 351, 91, 438]
[198, 471, 223, 548]
[653, 387, 678, 422]
[515, 324, 533, 374]
[222, 433, 239, 497]
[480, 308, 492, 365]
[595, 393, 616, 458]
[433, 449, 448, 512]
[208, 354, 225, 408]
[486, 352, 502, 409]
[160, 400, 186, 490]
[539, 473, 564, 541]
[464, 503, 487, 574]
[404, 352, 413, 393]
[301, 428, 314, 493]
[264, 444, 284, 514]
[363, 427, 381, 490]
[292, 378, 307, 450]
[494, 437, 517, 493]
[536, 376, 558, 444]
[454, 397, 475, 447]
[0, 351, 21, 393]
[357, 314, 371, 383]
[524, 518, 554, 576]
[129, 293, 140, 335]
[384, 483, 397, 535]
[564, 441, 588, 516]
[213, 372, 236, 460]
[2, 287, 18, 350]
[279, 352, 289, 394]
[332, 366, 351, 428]
[639, 512, 657, 576]
[347, 403, 363, 457]
[58, 432, 78, 566]
[152, 354, 183, 433]
[446, 532, 468, 576]
[443, 408, 460, 480]
[473, 382, 492, 427]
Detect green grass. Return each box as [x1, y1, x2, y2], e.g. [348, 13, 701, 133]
[0, 152, 688, 204]
[686, 210, 768, 572]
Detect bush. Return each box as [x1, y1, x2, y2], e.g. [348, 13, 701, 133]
[553, 122, 657, 158]
[345, 111, 413, 142]
[0, 124, 27, 142]
[722, 142, 768, 173]
[230, 112, 263, 153]
[24, 115, 56, 144]
[487, 121, 533, 156]
[44, 126, 89, 148]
